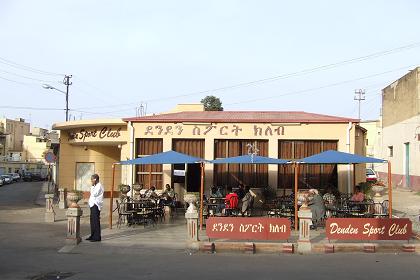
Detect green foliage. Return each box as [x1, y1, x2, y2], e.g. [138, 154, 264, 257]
[201, 95, 223, 111]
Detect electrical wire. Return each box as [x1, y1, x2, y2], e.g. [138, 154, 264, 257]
[73, 42, 420, 110]
[0, 56, 64, 76]
[0, 69, 59, 83]
[0, 75, 31, 86]
[0, 106, 64, 111]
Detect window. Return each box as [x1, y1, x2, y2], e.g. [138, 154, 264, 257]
[75, 162, 95, 192]
[388, 146, 393, 157]
[135, 138, 163, 189]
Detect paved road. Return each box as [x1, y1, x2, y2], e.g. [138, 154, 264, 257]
[0, 181, 419, 280]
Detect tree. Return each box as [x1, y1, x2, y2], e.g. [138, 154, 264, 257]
[201, 95, 224, 111]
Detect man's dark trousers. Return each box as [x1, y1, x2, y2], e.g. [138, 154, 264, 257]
[90, 204, 101, 241]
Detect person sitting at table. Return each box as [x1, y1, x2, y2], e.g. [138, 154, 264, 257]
[322, 186, 336, 205]
[145, 186, 158, 199]
[308, 189, 326, 230]
[241, 186, 254, 216]
[210, 186, 223, 198]
[350, 186, 365, 202]
[235, 183, 246, 200]
[223, 186, 239, 215]
[159, 184, 175, 206]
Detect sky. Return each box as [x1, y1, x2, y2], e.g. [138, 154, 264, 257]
[1, 0, 420, 129]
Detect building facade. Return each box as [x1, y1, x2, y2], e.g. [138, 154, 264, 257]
[53, 105, 366, 197]
[378, 67, 420, 190]
[0, 118, 30, 158]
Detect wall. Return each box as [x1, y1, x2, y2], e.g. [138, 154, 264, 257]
[382, 67, 419, 127]
[0, 118, 30, 152]
[377, 114, 420, 190]
[22, 135, 51, 162]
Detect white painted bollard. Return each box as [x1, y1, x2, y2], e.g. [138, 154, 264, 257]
[184, 194, 199, 250]
[66, 207, 83, 245]
[44, 194, 55, 222]
[58, 188, 67, 209]
[297, 206, 312, 254]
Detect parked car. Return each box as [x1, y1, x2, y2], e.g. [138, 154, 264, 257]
[0, 175, 13, 184]
[0, 177, 4, 186]
[6, 173, 20, 182]
[31, 172, 43, 181]
[23, 172, 33, 182]
[366, 168, 378, 182]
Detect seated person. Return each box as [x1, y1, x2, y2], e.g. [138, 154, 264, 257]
[322, 186, 336, 205]
[160, 184, 175, 206]
[350, 186, 365, 202]
[241, 186, 254, 216]
[308, 189, 326, 229]
[235, 183, 246, 200]
[210, 186, 223, 198]
[145, 186, 158, 199]
[224, 186, 239, 211]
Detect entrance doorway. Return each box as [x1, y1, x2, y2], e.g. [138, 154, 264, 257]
[186, 164, 201, 192]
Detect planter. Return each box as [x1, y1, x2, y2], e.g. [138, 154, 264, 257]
[184, 193, 198, 213]
[132, 184, 142, 199]
[119, 184, 131, 200]
[298, 191, 310, 209]
[371, 185, 385, 197]
[67, 191, 83, 208]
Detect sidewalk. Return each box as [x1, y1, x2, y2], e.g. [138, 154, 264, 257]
[391, 188, 420, 233]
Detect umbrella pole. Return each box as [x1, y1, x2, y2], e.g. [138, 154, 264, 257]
[109, 163, 115, 229]
[200, 162, 205, 230]
[388, 161, 392, 218]
[353, 163, 356, 192]
[294, 163, 299, 231]
[148, 165, 152, 187]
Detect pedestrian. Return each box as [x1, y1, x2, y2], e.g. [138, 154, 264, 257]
[86, 174, 104, 242]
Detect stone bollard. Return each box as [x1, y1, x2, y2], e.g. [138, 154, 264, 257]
[44, 194, 55, 222]
[297, 206, 312, 254]
[58, 188, 68, 209]
[66, 207, 83, 245]
[185, 194, 199, 250]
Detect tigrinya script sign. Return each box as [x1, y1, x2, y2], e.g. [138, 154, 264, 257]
[68, 126, 123, 142]
[206, 217, 291, 240]
[326, 218, 412, 241]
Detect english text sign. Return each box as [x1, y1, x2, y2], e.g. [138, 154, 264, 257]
[326, 218, 412, 240]
[206, 217, 291, 240]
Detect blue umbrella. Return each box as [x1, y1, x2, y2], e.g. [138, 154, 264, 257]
[119, 150, 204, 165]
[298, 150, 386, 164]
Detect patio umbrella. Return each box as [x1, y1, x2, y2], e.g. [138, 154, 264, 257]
[293, 150, 390, 228]
[210, 154, 289, 164]
[110, 150, 205, 229]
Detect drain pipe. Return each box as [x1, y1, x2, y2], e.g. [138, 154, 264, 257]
[346, 122, 353, 194]
[128, 121, 135, 197]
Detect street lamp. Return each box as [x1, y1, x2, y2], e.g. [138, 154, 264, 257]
[42, 75, 72, 121]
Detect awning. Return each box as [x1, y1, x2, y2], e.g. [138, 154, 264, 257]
[119, 150, 203, 165]
[211, 154, 288, 164]
[298, 150, 386, 164]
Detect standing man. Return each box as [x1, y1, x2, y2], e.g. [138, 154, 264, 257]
[87, 174, 104, 242]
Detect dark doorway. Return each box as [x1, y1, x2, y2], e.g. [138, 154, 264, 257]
[186, 164, 201, 192]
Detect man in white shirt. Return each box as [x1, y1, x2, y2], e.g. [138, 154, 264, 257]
[86, 174, 104, 242]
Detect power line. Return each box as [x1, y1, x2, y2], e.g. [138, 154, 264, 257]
[0, 69, 59, 83]
[0, 56, 64, 76]
[0, 75, 31, 86]
[73, 42, 420, 110]
[225, 64, 417, 106]
[0, 106, 65, 111]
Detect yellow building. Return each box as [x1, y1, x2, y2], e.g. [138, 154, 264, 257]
[53, 105, 366, 197]
[22, 135, 52, 162]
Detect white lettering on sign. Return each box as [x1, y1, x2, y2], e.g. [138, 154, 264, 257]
[329, 223, 359, 235]
[211, 223, 234, 232]
[239, 223, 264, 233]
[362, 223, 385, 237]
[269, 224, 287, 233]
[388, 223, 407, 236]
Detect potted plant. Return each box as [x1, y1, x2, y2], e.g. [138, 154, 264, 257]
[371, 180, 386, 198]
[67, 190, 83, 208]
[119, 184, 131, 199]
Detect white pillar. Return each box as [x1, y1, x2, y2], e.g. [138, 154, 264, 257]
[58, 188, 67, 209]
[44, 194, 55, 222]
[66, 207, 83, 245]
[185, 195, 199, 250]
[297, 206, 312, 254]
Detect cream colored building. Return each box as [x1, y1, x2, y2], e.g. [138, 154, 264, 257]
[377, 67, 420, 191]
[53, 104, 366, 197]
[22, 135, 52, 162]
[0, 118, 30, 157]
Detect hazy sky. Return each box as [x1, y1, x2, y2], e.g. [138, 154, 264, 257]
[1, 0, 420, 129]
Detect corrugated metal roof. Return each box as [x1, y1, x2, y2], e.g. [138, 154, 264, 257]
[124, 111, 358, 123]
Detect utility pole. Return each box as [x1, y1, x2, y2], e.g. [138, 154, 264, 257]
[354, 89, 365, 120]
[63, 75, 72, 121]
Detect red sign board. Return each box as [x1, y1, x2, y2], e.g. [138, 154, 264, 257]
[326, 218, 412, 240]
[206, 217, 291, 240]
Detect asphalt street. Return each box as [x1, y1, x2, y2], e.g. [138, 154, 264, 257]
[0, 181, 419, 280]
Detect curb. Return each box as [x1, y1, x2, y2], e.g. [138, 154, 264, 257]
[197, 241, 420, 254]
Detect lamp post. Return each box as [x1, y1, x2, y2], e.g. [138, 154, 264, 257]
[42, 75, 72, 121]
